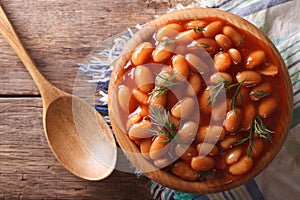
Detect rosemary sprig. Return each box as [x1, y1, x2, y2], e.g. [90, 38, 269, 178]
[207, 77, 245, 112]
[193, 25, 205, 33]
[149, 105, 178, 143]
[233, 126, 255, 158]
[250, 90, 269, 100]
[207, 78, 229, 105]
[149, 72, 181, 97]
[229, 80, 245, 112]
[237, 34, 246, 46]
[161, 37, 176, 46]
[253, 115, 273, 141]
[233, 115, 273, 157]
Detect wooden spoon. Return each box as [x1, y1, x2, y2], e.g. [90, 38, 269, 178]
[0, 5, 117, 180]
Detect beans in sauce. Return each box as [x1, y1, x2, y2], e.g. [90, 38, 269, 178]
[115, 17, 285, 184]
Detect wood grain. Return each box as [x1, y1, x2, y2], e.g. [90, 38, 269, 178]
[0, 0, 193, 199]
[0, 4, 119, 181]
[0, 0, 192, 95]
[0, 98, 151, 199]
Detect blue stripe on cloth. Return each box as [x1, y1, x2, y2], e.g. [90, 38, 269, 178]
[94, 105, 109, 115]
[197, 194, 209, 200]
[292, 79, 300, 86]
[233, 0, 293, 17]
[294, 99, 300, 106]
[285, 49, 300, 61]
[244, 180, 265, 200]
[291, 106, 300, 128]
[288, 60, 300, 70]
[279, 39, 300, 54]
[274, 34, 300, 47]
[290, 70, 299, 78]
[228, 190, 236, 200]
[293, 88, 300, 97]
[164, 190, 174, 200]
[173, 192, 202, 200]
[221, 192, 230, 200]
[209, 0, 233, 8]
[226, 0, 248, 12]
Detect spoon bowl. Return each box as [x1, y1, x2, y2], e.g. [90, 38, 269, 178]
[45, 95, 116, 180]
[0, 5, 117, 180]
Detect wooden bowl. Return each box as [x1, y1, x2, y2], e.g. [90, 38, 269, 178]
[108, 8, 293, 193]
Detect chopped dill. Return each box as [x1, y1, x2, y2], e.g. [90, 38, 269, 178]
[193, 25, 205, 33]
[149, 72, 181, 97]
[250, 90, 269, 100]
[207, 76, 245, 113]
[161, 38, 176, 46]
[196, 43, 210, 49]
[149, 105, 178, 143]
[237, 34, 246, 46]
[233, 115, 273, 157]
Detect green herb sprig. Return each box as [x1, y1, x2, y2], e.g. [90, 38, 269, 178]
[207, 78, 229, 105]
[250, 90, 269, 100]
[149, 72, 181, 97]
[149, 105, 178, 143]
[237, 34, 246, 46]
[196, 43, 210, 49]
[208, 77, 245, 112]
[161, 38, 176, 46]
[228, 80, 245, 112]
[233, 115, 273, 157]
[253, 115, 273, 141]
[193, 25, 205, 33]
[233, 126, 255, 158]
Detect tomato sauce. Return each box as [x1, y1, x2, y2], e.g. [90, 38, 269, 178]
[114, 17, 288, 184]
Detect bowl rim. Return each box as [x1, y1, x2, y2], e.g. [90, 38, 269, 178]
[108, 7, 293, 194]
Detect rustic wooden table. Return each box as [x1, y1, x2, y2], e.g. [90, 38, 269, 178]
[0, 0, 193, 199]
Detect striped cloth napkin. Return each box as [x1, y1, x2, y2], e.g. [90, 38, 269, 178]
[78, 0, 300, 199]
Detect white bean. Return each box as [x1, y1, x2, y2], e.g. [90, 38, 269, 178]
[171, 97, 195, 119]
[215, 34, 233, 50]
[258, 97, 277, 118]
[228, 48, 242, 65]
[196, 143, 219, 156]
[214, 52, 232, 72]
[203, 21, 223, 38]
[245, 50, 266, 69]
[132, 89, 149, 105]
[236, 71, 262, 87]
[191, 156, 216, 171]
[228, 156, 253, 175]
[187, 73, 202, 96]
[131, 42, 153, 66]
[156, 23, 183, 41]
[196, 125, 225, 143]
[224, 108, 242, 132]
[178, 121, 198, 143]
[225, 146, 243, 165]
[118, 85, 132, 112]
[128, 120, 152, 140]
[134, 65, 154, 93]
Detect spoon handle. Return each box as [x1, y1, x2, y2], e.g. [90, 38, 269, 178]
[0, 5, 57, 98]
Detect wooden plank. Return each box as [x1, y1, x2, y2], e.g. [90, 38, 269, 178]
[0, 97, 151, 199]
[0, 0, 192, 95]
[0, 1, 195, 198]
